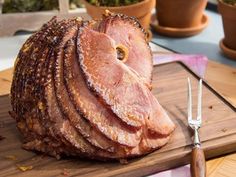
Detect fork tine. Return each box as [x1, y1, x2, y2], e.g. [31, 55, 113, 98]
[187, 77, 192, 122]
[197, 79, 202, 121]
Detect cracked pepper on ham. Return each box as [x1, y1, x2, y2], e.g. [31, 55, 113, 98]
[10, 12, 175, 160]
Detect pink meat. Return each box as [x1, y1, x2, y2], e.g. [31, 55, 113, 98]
[99, 14, 153, 87]
[78, 26, 175, 136]
[64, 35, 142, 147]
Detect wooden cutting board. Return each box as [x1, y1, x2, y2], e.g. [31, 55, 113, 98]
[0, 62, 235, 177]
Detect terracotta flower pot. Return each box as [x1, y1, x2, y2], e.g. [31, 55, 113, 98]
[218, 0, 236, 50]
[82, 0, 155, 30]
[156, 0, 207, 28]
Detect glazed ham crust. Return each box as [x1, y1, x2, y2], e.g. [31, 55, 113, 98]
[10, 13, 175, 160]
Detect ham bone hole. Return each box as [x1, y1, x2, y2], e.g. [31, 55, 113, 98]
[116, 44, 129, 62]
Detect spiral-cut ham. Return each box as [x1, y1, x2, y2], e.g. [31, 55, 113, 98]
[10, 13, 175, 161]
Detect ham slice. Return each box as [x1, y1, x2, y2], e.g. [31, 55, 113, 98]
[78, 25, 175, 136]
[56, 34, 135, 152]
[98, 13, 153, 87]
[64, 36, 142, 147]
[78, 25, 149, 128]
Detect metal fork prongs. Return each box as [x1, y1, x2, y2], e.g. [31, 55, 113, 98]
[187, 77, 202, 147]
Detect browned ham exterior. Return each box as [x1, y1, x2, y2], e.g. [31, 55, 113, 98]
[10, 13, 175, 161]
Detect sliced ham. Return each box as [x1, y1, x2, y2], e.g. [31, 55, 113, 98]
[64, 35, 142, 147]
[78, 26, 175, 136]
[10, 15, 175, 161]
[98, 13, 153, 87]
[55, 33, 125, 152]
[78, 25, 149, 128]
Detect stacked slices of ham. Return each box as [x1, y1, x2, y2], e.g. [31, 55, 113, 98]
[10, 13, 175, 160]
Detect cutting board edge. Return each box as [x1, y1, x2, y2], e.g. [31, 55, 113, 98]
[154, 61, 236, 111]
[1, 61, 236, 177]
[106, 133, 236, 177]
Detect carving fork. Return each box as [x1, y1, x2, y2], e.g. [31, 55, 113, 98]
[187, 78, 206, 177]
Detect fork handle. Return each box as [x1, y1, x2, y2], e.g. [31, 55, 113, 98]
[191, 146, 206, 177]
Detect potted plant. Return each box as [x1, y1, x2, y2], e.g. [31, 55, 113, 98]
[82, 0, 155, 30]
[218, 0, 236, 60]
[154, 0, 208, 37]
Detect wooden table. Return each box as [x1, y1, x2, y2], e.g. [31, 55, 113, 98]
[0, 45, 236, 177]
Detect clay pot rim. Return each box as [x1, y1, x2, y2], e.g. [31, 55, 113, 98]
[220, 39, 236, 60]
[82, 0, 152, 10]
[82, 0, 155, 18]
[82, 0, 155, 29]
[218, 0, 236, 9]
[151, 14, 209, 37]
[218, 0, 236, 16]
[218, 0, 236, 20]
